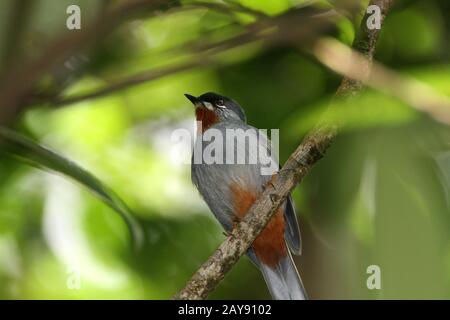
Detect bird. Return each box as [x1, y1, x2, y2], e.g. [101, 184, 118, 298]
[185, 92, 307, 300]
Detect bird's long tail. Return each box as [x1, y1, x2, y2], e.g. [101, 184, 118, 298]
[258, 251, 308, 300]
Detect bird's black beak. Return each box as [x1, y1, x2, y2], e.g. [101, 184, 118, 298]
[184, 93, 199, 106]
[184, 93, 213, 110]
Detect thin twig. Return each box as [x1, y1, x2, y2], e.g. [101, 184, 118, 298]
[188, 1, 268, 19]
[173, 0, 394, 300]
[48, 59, 213, 107]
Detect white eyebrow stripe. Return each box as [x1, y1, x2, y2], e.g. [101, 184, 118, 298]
[203, 102, 214, 110]
[216, 104, 226, 109]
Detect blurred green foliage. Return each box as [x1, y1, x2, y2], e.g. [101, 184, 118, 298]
[0, 0, 449, 299]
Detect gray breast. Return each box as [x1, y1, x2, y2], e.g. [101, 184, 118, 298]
[191, 120, 277, 231]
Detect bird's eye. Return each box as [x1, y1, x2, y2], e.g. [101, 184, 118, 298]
[216, 99, 226, 108]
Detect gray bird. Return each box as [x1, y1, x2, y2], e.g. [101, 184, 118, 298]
[186, 92, 307, 300]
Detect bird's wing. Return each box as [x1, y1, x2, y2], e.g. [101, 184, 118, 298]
[284, 193, 302, 255]
[222, 121, 302, 255]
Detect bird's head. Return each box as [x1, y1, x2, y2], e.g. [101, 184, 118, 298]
[185, 92, 246, 132]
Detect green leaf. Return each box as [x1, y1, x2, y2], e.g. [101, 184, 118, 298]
[0, 127, 143, 251]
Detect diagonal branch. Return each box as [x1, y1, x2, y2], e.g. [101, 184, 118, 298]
[173, 0, 394, 300]
[311, 38, 450, 125]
